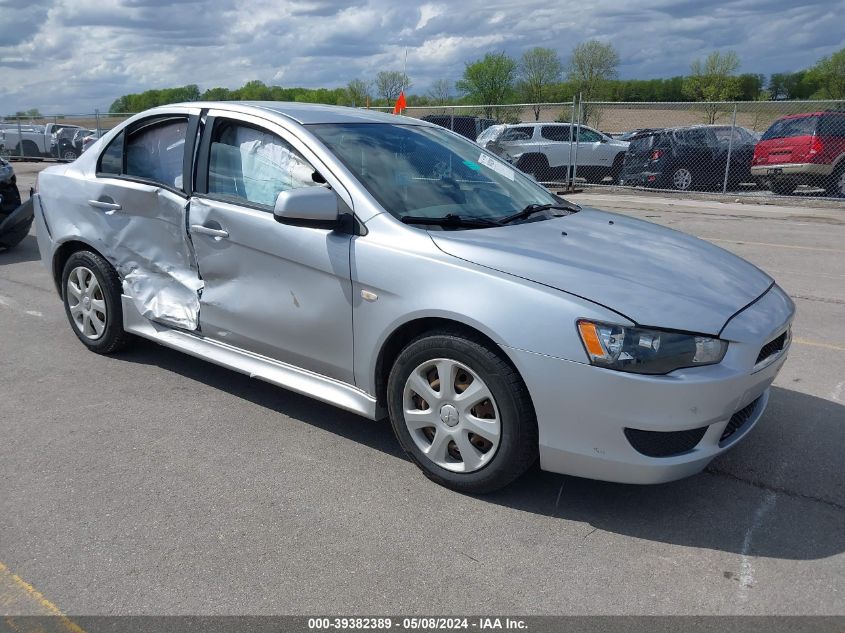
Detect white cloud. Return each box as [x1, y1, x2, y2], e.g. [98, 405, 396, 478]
[0, 0, 843, 113]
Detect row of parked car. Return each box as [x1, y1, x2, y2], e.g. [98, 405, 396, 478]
[423, 110, 845, 197]
[0, 123, 103, 160]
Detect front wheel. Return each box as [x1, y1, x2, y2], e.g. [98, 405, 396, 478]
[387, 329, 538, 493]
[61, 250, 134, 354]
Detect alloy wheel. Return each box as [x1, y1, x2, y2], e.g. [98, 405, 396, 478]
[402, 358, 501, 473]
[672, 168, 693, 190]
[66, 266, 107, 340]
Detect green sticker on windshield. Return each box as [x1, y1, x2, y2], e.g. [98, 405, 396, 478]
[463, 160, 481, 171]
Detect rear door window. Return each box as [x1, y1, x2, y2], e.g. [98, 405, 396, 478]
[541, 126, 571, 142]
[762, 116, 819, 140]
[97, 115, 189, 192]
[125, 118, 188, 189]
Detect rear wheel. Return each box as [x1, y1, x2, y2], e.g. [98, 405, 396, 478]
[61, 250, 134, 354]
[516, 154, 549, 182]
[61, 149, 79, 161]
[670, 166, 694, 191]
[387, 329, 538, 493]
[15, 140, 40, 158]
[824, 165, 845, 198]
[764, 178, 797, 196]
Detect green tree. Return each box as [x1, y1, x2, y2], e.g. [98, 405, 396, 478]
[682, 51, 742, 123]
[375, 71, 410, 104]
[807, 48, 845, 99]
[202, 87, 233, 101]
[427, 79, 453, 104]
[518, 47, 563, 120]
[567, 40, 619, 101]
[567, 40, 619, 125]
[456, 52, 517, 119]
[344, 79, 371, 107]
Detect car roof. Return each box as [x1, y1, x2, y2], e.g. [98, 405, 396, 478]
[165, 101, 430, 126]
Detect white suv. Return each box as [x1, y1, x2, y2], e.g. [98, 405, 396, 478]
[477, 123, 629, 183]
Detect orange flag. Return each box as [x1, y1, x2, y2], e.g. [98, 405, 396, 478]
[392, 91, 407, 114]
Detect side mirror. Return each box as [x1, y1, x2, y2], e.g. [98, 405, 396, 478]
[273, 187, 339, 228]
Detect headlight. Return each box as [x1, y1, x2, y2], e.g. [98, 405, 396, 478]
[577, 320, 727, 375]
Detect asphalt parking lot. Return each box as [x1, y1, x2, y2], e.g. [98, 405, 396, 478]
[1, 163, 843, 616]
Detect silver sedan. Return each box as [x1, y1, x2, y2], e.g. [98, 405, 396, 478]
[32, 102, 794, 492]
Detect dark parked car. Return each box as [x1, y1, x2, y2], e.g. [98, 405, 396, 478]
[751, 110, 845, 196]
[621, 125, 757, 191]
[0, 157, 32, 250]
[420, 115, 496, 141]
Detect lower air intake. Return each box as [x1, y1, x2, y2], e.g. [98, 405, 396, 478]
[624, 426, 708, 458]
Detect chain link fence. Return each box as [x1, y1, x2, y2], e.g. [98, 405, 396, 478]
[4, 99, 844, 199]
[383, 99, 845, 199]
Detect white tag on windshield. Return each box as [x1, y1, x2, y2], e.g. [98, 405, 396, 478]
[478, 153, 515, 181]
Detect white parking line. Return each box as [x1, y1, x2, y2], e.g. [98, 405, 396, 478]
[831, 382, 844, 403]
[738, 491, 778, 602]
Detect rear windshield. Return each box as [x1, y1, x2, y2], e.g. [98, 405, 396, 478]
[762, 116, 818, 140]
[628, 135, 656, 153]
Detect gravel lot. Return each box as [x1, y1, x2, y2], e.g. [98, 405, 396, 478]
[1, 163, 844, 616]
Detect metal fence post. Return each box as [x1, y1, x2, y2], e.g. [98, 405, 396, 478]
[16, 117, 23, 157]
[722, 103, 738, 194]
[566, 96, 576, 188]
[571, 93, 582, 186]
[450, 106, 454, 133]
[95, 109, 101, 136]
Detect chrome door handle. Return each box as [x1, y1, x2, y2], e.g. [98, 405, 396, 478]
[88, 200, 122, 211]
[190, 224, 229, 239]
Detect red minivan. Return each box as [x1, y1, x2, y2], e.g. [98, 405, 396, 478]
[751, 110, 845, 196]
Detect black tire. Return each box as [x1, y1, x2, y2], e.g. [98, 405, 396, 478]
[0, 215, 32, 250]
[669, 166, 694, 191]
[387, 328, 538, 494]
[764, 178, 797, 196]
[61, 149, 78, 161]
[516, 154, 549, 182]
[610, 153, 625, 183]
[61, 250, 134, 354]
[16, 140, 40, 158]
[824, 164, 845, 198]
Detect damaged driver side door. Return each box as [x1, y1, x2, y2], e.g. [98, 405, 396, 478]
[189, 113, 355, 384]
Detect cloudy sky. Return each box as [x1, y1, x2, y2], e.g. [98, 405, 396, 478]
[1, 0, 843, 114]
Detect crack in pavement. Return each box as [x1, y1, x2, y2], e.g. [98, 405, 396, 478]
[705, 467, 845, 513]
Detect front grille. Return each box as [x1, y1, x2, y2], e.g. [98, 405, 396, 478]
[756, 331, 787, 365]
[720, 397, 761, 444]
[624, 426, 708, 458]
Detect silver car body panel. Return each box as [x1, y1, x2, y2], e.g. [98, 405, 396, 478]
[429, 209, 774, 335]
[33, 101, 796, 485]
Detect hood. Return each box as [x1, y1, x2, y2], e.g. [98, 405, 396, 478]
[430, 208, 772, 335]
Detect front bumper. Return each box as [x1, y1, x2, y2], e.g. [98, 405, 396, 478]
[506, 286, 794, 484]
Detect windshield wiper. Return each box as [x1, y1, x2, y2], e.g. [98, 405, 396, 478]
[400, 213, 502, 228]
[498, 203, 579, 225]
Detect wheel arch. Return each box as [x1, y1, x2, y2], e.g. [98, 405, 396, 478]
[373, 316, 525, 412]
[52, 239, 108, 295]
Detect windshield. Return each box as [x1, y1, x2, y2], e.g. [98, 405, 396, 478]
[308, 123, 563, 223]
